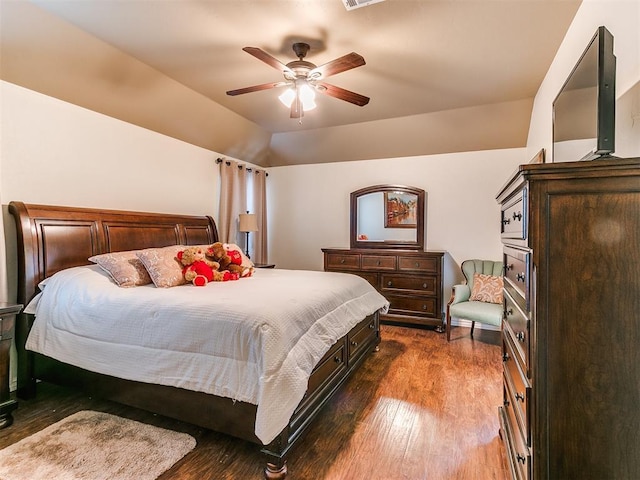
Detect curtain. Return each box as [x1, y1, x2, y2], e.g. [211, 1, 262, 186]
[218, 160, 247, 245]
[218, 159, 268, 263]
[251, 169, 267, 264]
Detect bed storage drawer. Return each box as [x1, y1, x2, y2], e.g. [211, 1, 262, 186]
[292, 339, 346, 424]
[348, 315, 377, 362]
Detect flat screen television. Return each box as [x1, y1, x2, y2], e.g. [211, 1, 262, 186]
[552, 26, 616, 162]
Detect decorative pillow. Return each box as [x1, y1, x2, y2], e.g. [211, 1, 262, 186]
[136, 245, 186, 288]
[469, 273, 504, 304]
[88, 251, 152, 287]
[224, 243, 255, 268]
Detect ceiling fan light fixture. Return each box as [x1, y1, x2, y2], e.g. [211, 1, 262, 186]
[278, 82, 317, 111]
[278, 88, 296, 107]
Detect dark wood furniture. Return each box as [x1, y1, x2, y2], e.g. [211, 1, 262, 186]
[350, 185, 425, 251]
[9, 201, 381, 479]
[0, 303, 23, 429]
[323, 248, 445, 329]
[495, 157, 640, 480]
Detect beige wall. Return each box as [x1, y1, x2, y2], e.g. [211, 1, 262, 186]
[527, 0, 640, 161]
[0, 81, 227, 306]
[266, 150, 523, 275]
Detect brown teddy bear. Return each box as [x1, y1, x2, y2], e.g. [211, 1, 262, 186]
[206, 242, 252, 278]
[177, 246, 224, 286]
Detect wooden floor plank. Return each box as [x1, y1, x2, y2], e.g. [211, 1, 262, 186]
[1, 325, 508, 479]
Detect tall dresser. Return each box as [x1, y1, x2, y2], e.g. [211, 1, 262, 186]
[322, 248, 445, 329]
[495, 158, 640, 480]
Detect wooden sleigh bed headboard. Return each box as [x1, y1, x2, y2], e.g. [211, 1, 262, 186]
[9, 201, 218, 308]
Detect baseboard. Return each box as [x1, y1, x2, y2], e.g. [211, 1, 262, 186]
[451, 319, 500, 332]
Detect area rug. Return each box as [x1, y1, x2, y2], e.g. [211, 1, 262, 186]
[0, 410, 196, 480]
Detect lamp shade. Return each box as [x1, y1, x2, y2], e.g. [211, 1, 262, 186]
[239, 212, 258, 232]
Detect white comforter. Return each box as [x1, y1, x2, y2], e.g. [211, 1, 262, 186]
[25, 265, 389, 444]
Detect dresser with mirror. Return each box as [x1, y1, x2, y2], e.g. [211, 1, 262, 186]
[322, 185, 445, 330]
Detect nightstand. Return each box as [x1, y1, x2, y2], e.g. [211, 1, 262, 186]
[254, 263, 276, 269]
[0, 302, 22, 429]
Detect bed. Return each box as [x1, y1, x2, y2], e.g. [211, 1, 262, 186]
[9, 201, 388, 479]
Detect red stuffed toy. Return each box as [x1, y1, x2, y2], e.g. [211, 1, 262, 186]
[177, 247, 220, 286]
[206, 242, 248, 278]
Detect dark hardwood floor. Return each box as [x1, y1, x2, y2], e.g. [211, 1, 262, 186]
[1, 325, 508, 479]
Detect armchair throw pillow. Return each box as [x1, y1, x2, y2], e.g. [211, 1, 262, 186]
[469, 273, 503, 304]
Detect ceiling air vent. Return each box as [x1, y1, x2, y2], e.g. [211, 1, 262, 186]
[343, 0, 386, 11]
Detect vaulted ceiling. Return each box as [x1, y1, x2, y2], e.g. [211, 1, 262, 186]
[1, 0, 581, 166]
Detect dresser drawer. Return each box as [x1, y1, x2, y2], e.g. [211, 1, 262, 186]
[361, 255, 396, 270]
[387, 294, 437, 317]
[398, 256, 439, 273]
[380, 274, 437, 295]
[501, 387, 531, 480]
[353, 272, 379, 289]
[504, 290, 530, 371]
[503, 246, 530, 311]
[503, 335, 530, 446]
[501, 189, 527, 240]
[326, 253, 360, 271]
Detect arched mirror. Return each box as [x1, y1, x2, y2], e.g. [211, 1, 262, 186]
[351, 185, 425, 250]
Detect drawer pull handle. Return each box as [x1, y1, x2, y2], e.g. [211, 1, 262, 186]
[502, 218, 511, 225]
[505, 263, 514, 271]
[334, 356, 341, 363]
[422, 283, 427, 289]
[502, 353, 510, 362]
[387, 281, 393, 287]
[516, 331, 526, 342]
[515, 392, 525, 402]
[340, 259, 345, 264]
[516, 454, 526, 464]
[422, 305, 427, 310]
[377, 260, 381, 266]
[505, 308, 513, 317]
[504, 398, 510, 407]
[512, 212, 523, 221]
[516, 273, 526, 282]
[351, 341, 358, 347]
[369, 323, 375, 329]
[415, 262, 420, 268]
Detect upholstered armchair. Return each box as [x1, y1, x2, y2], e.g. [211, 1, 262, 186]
[446, 259, 504, 341]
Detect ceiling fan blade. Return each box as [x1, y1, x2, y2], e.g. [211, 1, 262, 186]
[309, 52, 365, 79]
[315, 82, 370, 106]
[226, 81, 288, 96]
[243, 47, 294, 76]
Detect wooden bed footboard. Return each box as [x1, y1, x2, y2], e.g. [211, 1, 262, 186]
[8, 201, 381, 479]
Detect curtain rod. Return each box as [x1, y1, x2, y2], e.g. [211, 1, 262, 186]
[216, 158, 268, 176]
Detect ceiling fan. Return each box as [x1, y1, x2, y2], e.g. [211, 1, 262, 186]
[226, 42, 369, 119]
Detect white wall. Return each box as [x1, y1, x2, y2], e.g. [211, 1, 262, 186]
[527, 0, 640, 161]
[266, 150, 525, 287]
